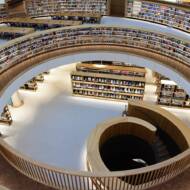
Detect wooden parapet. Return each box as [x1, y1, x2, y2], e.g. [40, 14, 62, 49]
[1, 17, 82, 26]
[128, 100, 190, 150]
[0, 26, 34, 35]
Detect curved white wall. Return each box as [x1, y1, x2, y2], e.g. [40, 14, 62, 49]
[0, 51, 190, 113]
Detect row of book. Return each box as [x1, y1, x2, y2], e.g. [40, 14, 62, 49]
[126, 0, 190, 32]
[0, 26, 189, 75]
[25, 0, 109, 17]
[157, 80, 190, 108]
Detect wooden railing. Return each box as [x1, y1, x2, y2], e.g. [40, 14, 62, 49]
[128, 101, 190, 151]
[0, 138, 190, 190]
[0, 25, 190, 74]
[0, 25, 190, 96]
[0, 25, 190, 189]
[87, 102, 190, 189]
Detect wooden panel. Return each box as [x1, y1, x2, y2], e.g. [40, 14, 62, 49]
[6, 1, 26, 17]
[128, 100, 190, 151]
[110, 0, 125, 16]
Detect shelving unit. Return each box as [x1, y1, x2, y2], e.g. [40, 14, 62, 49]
[25, 0, 109, 17]
[157, 80, 190, 108]
[0, 4, 7, 18]
[76, 62, 146, 77]
[20, 79, 38, 91]
[126, 0, 190, 32]
[0, 105, 12, 125]
[0, 26, 34, 39]
[0, 26, 190, 76]
[33, 73, 44, 82]
[51, 12, 101, 24]
[20, 73, 46, 90]
[71, 63, 146, 102]
[1, 18, 81, 30]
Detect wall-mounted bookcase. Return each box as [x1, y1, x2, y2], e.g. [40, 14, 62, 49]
[71, 63, 146, 102]
[0, 26, 34, 39]
[125, 0, 190, 32]
[51, 11, 102, 24]
[157, 80, 190, 108]
[0, 26, 190, 77]
[25, 0, 109, 18]
[2, 18, 81, 30]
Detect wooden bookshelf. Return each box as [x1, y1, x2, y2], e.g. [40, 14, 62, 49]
[5, 0, 26, 17]
[125, 0, 190, 32]
[0, 4, 8, 18]
[157, 80, 190, 108]
[51, 12, 102, 24]
[25, 0, 109, 18]
[0, 26, 34, 39]
[71, 63, 146, 102]
[0, 25, 190, 79]
[1, 18, 81, 29]
[76, 62, 146, 77]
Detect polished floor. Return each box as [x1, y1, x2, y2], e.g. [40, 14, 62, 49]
[0, 64, 126, 170]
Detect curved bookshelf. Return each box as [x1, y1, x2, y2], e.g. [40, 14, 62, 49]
[125, 0, 190, 33]
[0, 25, 190, 91]
[25, 0, 110, 17]
[3, 0, 190, 34]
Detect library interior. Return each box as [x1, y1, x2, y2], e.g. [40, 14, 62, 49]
[0, 0, 190, 190]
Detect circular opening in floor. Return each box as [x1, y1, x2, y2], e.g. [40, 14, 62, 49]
[100, 134, 156, 171]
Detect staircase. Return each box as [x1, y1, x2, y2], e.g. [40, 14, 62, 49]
[153, 135, 170, 162]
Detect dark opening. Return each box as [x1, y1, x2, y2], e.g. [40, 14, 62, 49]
[100, 135, 156, 171]
[110, 0, 125, 17]
[157, 128, 181, 157]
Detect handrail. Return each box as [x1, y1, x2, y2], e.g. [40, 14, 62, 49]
[86, 111, 190, 187]
[0, 133, 190, 189]
[87, 116, 158, 173]
[128, 101, 190, 150]
[0, 25, 190, 189]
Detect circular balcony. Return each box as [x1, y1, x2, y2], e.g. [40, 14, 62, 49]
[0, 25, 190, 190]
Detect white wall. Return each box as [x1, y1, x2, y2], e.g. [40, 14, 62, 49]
[0, 51, 190, 113]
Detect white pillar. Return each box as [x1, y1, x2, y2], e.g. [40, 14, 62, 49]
[11, 91, 24, 108]
[145, 68, 156, 84]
